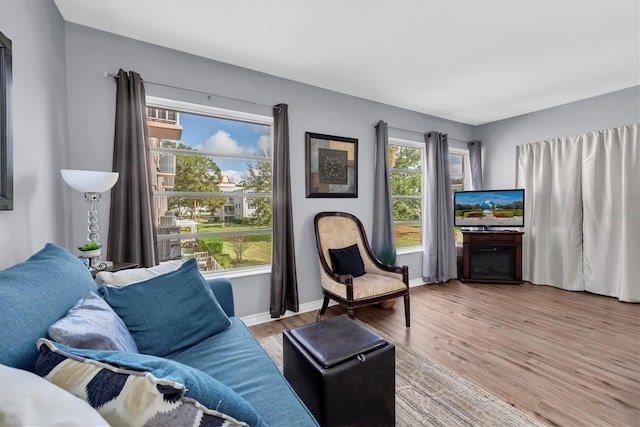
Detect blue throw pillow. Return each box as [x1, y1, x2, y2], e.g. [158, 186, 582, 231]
[49, 292, 139, 353]
[329, 244, 366, 277]
[0, 243, 97, 370]
[35, 339, 265, 427]
[97, 258, 231, 357]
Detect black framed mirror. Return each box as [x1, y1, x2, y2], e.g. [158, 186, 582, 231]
[0, 30, 13, 210]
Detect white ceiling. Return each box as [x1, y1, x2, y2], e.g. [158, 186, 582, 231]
[54, 0, 639, 125]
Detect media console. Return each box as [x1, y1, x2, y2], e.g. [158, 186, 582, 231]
[460, 231, 523, 284]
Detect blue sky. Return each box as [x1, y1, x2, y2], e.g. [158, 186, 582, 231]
[455, 190, 523, 206]
[178, 112, 270, 183]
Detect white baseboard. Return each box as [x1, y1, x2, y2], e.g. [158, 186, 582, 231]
[239, 278, 425, 327]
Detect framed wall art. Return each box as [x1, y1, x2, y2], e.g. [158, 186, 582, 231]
[305, 132, 357, 198]
[0, 30, 13, 211]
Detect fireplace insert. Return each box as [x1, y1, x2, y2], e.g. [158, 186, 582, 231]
[469, 246, 515, 281]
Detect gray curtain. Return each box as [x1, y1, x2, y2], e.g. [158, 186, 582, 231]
[422, 131, 457, 282]
[467, 140, 483, 190]
[270, 103, 299, 318]
[107, 69, 158, 267]
[372, 120, 397, 265]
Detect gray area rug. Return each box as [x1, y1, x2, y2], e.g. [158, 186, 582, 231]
[258, 323, 544, 427]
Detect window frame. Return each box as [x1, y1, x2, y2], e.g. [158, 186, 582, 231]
[448, 146, 472, 194]
[389, 140, 472, 254]
[389, 137, 425, 252]
[146, 96, 274, 277]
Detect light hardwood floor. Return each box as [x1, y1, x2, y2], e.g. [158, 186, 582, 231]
[249, 281, 640, 426]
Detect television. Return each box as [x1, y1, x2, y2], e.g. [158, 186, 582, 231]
[454, 189, 525, 229]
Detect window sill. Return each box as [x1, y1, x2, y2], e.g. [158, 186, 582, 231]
[202, 265, 271, 280]
[397, 247, 423, 255]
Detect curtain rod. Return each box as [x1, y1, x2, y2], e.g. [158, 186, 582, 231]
[104, 72, 273, 108]
[378, 123, 468, 144]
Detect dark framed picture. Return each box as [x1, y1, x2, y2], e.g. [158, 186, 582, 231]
[0, 30, 13, 211]
[305, 132, 357, 198]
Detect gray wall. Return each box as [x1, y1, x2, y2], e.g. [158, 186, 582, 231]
[476, 86, 640, 189]
[0, 0, 70, 267]
[63, 23, 475, 317]
[3, 2, 638, 319]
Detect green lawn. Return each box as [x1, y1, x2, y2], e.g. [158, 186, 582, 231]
[222, 240, 272, 267]
[193, 222, 272, 268]
[394, 223, 421, 248]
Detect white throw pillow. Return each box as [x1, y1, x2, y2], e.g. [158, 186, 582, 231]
[95, 259, 185, 285]
[0, 363, 109, 426]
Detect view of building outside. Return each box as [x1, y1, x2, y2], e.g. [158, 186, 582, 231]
[147, 103, 273, 273]
[389, 141, 467, 249]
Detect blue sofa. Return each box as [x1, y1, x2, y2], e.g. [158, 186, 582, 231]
[0, 243, 317, 426]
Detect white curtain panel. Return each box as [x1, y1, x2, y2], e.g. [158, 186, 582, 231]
[581, 124, 639, 302]
[516, 136, 584, 291]
[516, 123, 639, 302]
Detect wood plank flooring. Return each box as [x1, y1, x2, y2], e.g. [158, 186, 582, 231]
[249, 281, 640, 426]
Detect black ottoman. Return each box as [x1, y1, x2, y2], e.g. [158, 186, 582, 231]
[283, 315, 395, 426]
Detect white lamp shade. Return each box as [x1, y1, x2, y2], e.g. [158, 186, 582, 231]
[61, 169, 119, 193]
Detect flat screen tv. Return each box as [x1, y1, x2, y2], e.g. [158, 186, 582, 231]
[454, 189, 524, 229]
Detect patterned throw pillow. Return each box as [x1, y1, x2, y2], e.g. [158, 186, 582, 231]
[49, 292, 139, 352]
[35, 339, 266, 427]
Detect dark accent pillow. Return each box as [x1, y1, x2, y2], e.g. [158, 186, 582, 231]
[328, 244, 366, 277]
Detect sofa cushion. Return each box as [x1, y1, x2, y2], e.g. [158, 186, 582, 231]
[0, 243, 97, 370]
[329, 243, 366, 277]
[97, 258, 231, 357]
[169, 318, 319, 426]
[0, 363, 109, 427]
[49, 292, 138, 352]
[94, 259, 185, 285]
[35, 339, 263, 427]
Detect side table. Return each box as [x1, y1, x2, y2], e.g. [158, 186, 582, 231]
[283, 315, 395, 426]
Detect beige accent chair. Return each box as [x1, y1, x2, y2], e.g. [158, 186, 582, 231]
[314, 211, 410, 327]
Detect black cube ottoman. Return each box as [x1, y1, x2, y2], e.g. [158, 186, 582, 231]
[283, 315, 395, 426]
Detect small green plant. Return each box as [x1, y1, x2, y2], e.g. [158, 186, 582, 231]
[78, 242, 101, 251]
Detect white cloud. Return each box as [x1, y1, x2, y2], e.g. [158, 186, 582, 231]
[195, 130, 255, 155]
[257, 134, 272, 155]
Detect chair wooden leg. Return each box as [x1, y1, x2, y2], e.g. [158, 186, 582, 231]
[320, 296, 330, 315]
[404, 293, 411, 327]
[347, 306, 355, 319]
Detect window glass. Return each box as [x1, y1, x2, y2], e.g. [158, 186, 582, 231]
[389, 142, 423, 248]
[449, 148, 469, 245]
[147, 102, 272, 273]
[389, 141, 470, 249]
[449, 151, 465, 195]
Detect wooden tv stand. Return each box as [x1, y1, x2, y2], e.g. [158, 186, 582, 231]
[460, 231, 523, 284]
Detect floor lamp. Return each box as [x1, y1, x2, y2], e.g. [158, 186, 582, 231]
[61, 169, 119, 266]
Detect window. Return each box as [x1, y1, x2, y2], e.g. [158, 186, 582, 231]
[449, 148, 467, 196]
[449, 146, 470, 245]
[389, 140, 423, 249]
[389, 140, 470, 249]
[147, 97, 272, 274]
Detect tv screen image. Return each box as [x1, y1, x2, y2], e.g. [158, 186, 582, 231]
[454, 189, 524, 228]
